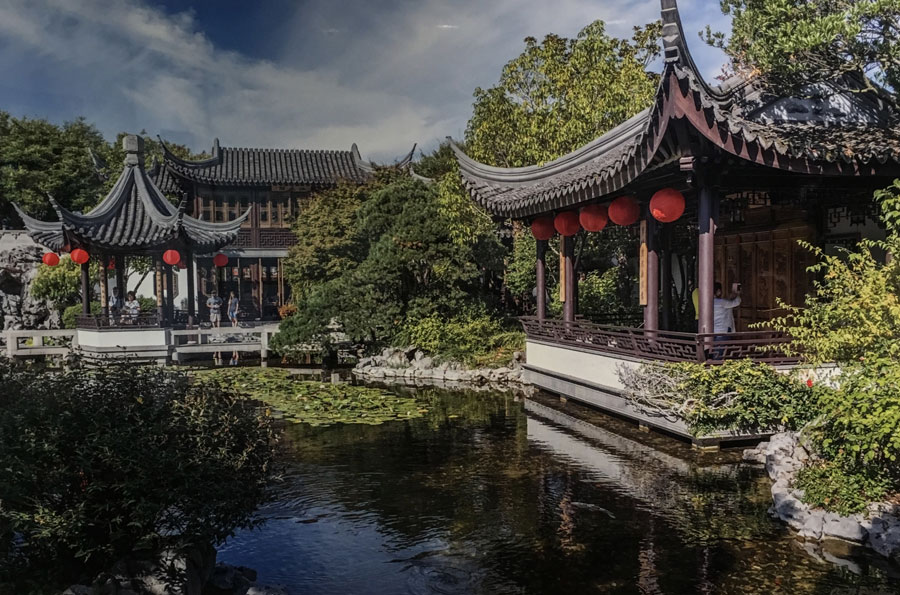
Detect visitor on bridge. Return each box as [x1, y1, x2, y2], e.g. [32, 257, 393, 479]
[123, 291, 140, 323]
[207, 290, 223, 328]
[227, 291, 240, 327]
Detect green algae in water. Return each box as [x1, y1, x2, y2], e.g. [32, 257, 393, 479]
[193, 368, 427, 426]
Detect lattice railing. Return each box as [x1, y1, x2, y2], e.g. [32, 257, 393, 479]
[520, 317, 797, 365]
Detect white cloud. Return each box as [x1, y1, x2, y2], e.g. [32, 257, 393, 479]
[0, 0, 730, 161]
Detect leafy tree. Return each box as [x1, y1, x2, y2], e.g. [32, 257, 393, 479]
[461, 20, 661, 316]
[0, 112, 109, 224]
[30, 256, 98, 308]
[465, 20, 661, 168]
[704, 0, 900, 100]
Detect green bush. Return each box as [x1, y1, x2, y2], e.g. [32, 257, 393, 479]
[0, 363, 277, 590]
[61, 301, 101, 328]
[795, 461, 890, 516]
[398, 308, 524, 367]
[619, 359, 815, 436]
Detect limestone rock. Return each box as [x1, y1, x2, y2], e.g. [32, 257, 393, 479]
[246, 586, 288, 595]
[0, 231, 58, 331]
[822, 512, 868, 543]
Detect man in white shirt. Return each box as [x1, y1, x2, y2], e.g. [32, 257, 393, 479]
[713, 282, 741, 334]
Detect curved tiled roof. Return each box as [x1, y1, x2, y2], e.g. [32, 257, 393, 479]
[160, 138, 417, 187]
[454, 0, 900, 219]
[15, 136, 246, 254]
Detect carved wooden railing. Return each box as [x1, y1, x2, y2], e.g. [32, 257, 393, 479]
[519, 317, 798, 365]
[76, 314, 161, 329]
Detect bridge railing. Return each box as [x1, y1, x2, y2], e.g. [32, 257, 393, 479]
[4, 329, 78, 358]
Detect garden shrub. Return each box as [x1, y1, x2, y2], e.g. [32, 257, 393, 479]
[795, 460, 891, 516]
[0, 363, 277, 590]
[398, 307, 524, 367]
[619, 359, 814, 436]
[765, 183, 900, 511]
[61, 301, 101, 328]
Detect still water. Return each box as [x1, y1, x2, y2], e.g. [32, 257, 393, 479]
[218, 388, 900, 594]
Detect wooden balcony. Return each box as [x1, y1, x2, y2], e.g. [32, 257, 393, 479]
[519, 317, 798, 365]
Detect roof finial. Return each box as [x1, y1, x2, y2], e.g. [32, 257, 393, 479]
[660, 0, 686, 64]
[122, 134, 145, 168]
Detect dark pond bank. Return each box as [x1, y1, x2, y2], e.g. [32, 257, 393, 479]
[218, 388, 900, 594]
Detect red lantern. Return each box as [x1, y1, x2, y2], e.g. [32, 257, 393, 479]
[162, 249, 181, 266]
[554, 211, 581, 237]
[650, 188, 686, 223]
[107, 256, 116, 270]
[530, 216, 555, 241]
[42, 252, 60, 267]
[70, 248, 90, 265]
[213, 253, 229, 268]
[579, 204, 608, 233]
[608, 196, 640, 226]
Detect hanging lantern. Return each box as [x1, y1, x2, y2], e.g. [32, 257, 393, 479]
[107, 256, 116, 270]
[554, 211, 581, 237]
[213, 253, 229, 268]
[530, 216, 556, 241]
[579, 204, 608, 232]
[70, 248, 90, 265]
[608, 196, 640, 226]
[650, 188, 686, 223]
[42, 252, 60, 267]
[162, 249, 181, 266]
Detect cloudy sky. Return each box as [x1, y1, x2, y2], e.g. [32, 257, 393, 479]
[0, 0, 730, 161]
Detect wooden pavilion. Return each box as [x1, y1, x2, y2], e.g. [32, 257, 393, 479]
[15, 134, 246, 329]
[452, 0, 900, 442]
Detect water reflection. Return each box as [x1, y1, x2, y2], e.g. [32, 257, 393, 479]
[218, 388, 899, 594]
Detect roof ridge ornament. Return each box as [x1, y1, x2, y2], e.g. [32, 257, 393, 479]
[122, 134, 145, 168]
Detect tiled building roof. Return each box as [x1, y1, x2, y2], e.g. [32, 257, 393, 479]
[453, 0, 900, 219]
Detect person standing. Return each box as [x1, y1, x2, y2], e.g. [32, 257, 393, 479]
[206, 290, 223, 328]
[713, 282, 741, 335]
[227, 291, 240, 365]
[108, 286, 123, 324]
[206, 290, 224, 365]
[123, 291, 140, 324]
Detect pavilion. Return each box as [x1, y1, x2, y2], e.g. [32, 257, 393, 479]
[452, 0, 900, 442]
[15, 134, 245, 331]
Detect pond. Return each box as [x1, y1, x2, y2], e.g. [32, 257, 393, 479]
[218, 387, 900, 594]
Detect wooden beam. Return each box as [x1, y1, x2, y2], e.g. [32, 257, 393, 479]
[536, 239, 547, 320]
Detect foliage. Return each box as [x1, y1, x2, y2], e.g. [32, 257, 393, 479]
[795, 461, 890, 515]
[618, 359, 815, 436]
[465, 20, 661, 168]
[0, 112, 108, 224]
[278, 303, 298, 319]
[397, 307, 525, 367]
[0, 363, 276, 589]
[275, 165, 508, 362]
[194, 368, 426, 426]
[31, 257, 99, 309]
[765, 184, 900, 511]
[705, 0, 900, 100]
[61, 301, 102, 329]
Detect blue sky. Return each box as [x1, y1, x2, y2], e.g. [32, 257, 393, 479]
[0, 0, 730, 161]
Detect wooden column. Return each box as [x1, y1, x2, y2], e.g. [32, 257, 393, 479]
[660, 226, 672, 331]
[186, 251, 196, 326]
[644, 217, 659, 333]
[698, 185, 718, 340]
[155, 259, 164, 325]
[99, 255, 109, 318]
[115, 256, 125, 296]
[563, 235, 576, 322]
[165, 265, 175, 325]
[258, 258, 264, 319]
[80, 263, 91, 315]
[536, 239, 548, 320]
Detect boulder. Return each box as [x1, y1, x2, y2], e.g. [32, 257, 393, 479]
[867, 514, 900, 559]
[0, 231, 58, 330]
[742, 448, 767, 464]
[822, 512, 868, 544]
[246, 587, 288, 595]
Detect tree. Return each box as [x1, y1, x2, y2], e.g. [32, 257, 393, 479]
[461, 20, 661, 315]
[30, 256, 98, 308]
[704, 0, 900, 100]
[465, 20, 661, 168]
[0, 112, 109, 224]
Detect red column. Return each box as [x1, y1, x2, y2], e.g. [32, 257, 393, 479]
[563, 235, 576, 322]
[698, 186, 718, 342]
[536, 239, 547, 320]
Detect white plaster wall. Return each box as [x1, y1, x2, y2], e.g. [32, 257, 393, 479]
[525, 341, 641, 391]
[129, 267, 191, 310]
[77, 328, 169, 348]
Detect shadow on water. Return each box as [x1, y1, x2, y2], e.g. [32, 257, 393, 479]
[217, 387, 900, 595]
